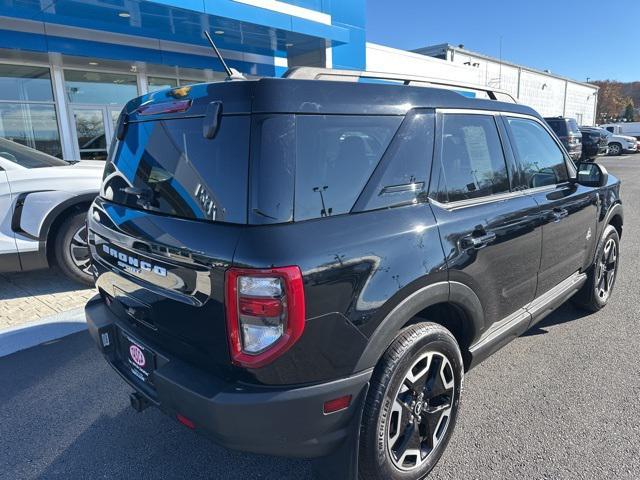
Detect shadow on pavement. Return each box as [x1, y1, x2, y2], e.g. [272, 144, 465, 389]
[0, 312, 86, 358]
[521, 302, 591, 337]
[0, 267, 92, 300]
[1, 331, 312, 480]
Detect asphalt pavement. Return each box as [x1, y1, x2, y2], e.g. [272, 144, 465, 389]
[1, 155, 639, 480]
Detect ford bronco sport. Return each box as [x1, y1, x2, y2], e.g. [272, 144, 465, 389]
[86, 77, 623, 480]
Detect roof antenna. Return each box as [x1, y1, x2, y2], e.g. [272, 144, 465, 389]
[203, 30, 246, 81]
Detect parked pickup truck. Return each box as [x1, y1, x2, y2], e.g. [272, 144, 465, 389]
[600, 122, 640, 139]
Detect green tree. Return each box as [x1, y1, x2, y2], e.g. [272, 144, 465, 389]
[624, 102, 635, 122]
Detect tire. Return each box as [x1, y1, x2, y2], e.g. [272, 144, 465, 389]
[608, 143, 622, 156]
[359, 323, 463, 480]
[572, 224, 620, 313]
[54, 211, 94, 286]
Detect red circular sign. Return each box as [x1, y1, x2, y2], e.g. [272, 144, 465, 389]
[129, 344, 146, 367]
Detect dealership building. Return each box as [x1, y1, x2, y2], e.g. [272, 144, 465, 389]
[0, 0, 597, 161]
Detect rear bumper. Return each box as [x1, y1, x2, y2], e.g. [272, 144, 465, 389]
[583, 145, 608, 159]
[85, 295, 370, 458]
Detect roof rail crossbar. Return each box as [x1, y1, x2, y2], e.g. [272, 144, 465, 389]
[283, 67, 517, 103]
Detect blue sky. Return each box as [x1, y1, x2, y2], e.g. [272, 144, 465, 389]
[366, 0, 640, 82]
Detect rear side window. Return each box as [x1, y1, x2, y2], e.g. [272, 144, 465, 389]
[294, 115, 402, 221]
[354, 111, 434, 211]
[439, 114, 509, 202]
[507, 117, 568, 188]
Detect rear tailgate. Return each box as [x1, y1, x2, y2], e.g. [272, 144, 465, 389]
[89, 200, 243, 375]
[89, 82, 253, 374]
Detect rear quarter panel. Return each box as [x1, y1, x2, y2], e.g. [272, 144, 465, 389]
[233, 203, 448, 384]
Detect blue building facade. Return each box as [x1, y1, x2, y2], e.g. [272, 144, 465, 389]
[0, 0, 366, 160]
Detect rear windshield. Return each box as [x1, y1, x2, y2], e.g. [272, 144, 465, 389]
[102, 116, 249, 223]
[566, 119, 581, 135]
[545, 119, 566, 136]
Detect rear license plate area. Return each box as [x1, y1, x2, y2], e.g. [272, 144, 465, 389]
[119, 331, 156, 386]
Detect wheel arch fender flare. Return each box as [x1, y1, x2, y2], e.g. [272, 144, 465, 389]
[39, 192, 98, 259]
[603, 202, 623, 235]
[353, 281, 485, 372]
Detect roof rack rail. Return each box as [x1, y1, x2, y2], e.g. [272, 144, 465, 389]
[282, 67, 518, 104]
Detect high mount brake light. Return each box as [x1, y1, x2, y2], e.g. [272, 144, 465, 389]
[225, 266, 305, 368]
[136, 99, 192, 116]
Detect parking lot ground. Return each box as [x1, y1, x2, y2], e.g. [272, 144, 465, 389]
[0, 268, 94, 330]
[1, 155, 639, 479]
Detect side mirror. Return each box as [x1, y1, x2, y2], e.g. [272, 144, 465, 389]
[576, 162, 608, 187]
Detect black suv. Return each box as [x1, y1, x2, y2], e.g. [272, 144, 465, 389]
[580, 127, 610, 161]
[544, 116, 583, 161]
[86, 78, 623, 480]
[580, 126, 609, 160]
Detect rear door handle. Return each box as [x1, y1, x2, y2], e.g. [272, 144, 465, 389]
[461, 231, 497, 250]
[548, 208, 569, 222]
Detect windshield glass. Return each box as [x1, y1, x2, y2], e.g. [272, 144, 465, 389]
[0, 137, 68, 168]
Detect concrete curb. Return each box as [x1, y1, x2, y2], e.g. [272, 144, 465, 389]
[0, 307, 87, 358]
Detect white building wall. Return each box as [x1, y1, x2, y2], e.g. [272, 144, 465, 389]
[450, 51, 520, 97]
[484, 62, 519, 97]
[370, 43, 599, 126]
[366, 43, 483, 84]
[565, 83, 597, 126]
[518, 70, 566, 117]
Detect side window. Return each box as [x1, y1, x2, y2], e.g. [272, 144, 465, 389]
[439, 114, 510, 203]
[606, 127, 614, 133]
[294, 115, 402, 221]
[355, 111, 434, 211]
[507, 117, 568, 188]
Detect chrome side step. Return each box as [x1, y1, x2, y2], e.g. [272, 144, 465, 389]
[467, 271, 587, 369]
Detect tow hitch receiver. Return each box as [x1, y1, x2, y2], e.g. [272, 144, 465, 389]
[129, 392, 151, 412]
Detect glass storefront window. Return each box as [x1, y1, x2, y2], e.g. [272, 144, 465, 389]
[180, 78, 205, 86]
[0, 103, 62, 158]
[0, 64, 54, 102]
[64, 70, 138, 105]
[73, 108, 108, 160]
[148, 76, 178, 92]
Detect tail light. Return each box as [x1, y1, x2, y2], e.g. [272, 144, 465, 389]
[225, 266, 305, 368]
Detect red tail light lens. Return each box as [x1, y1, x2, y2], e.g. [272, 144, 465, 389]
[239, 297, 283, 317]
[176, 413, 195, 429]
[323, 395, 352, 414]
[225, 266, 305, 368]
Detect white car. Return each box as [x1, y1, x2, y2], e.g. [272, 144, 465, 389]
[605, 132, 638, 156]
[0, 138, 103, 285]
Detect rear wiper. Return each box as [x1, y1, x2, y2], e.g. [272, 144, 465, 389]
[121, 186, 157, 208]
[252, 208, 278, 220]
